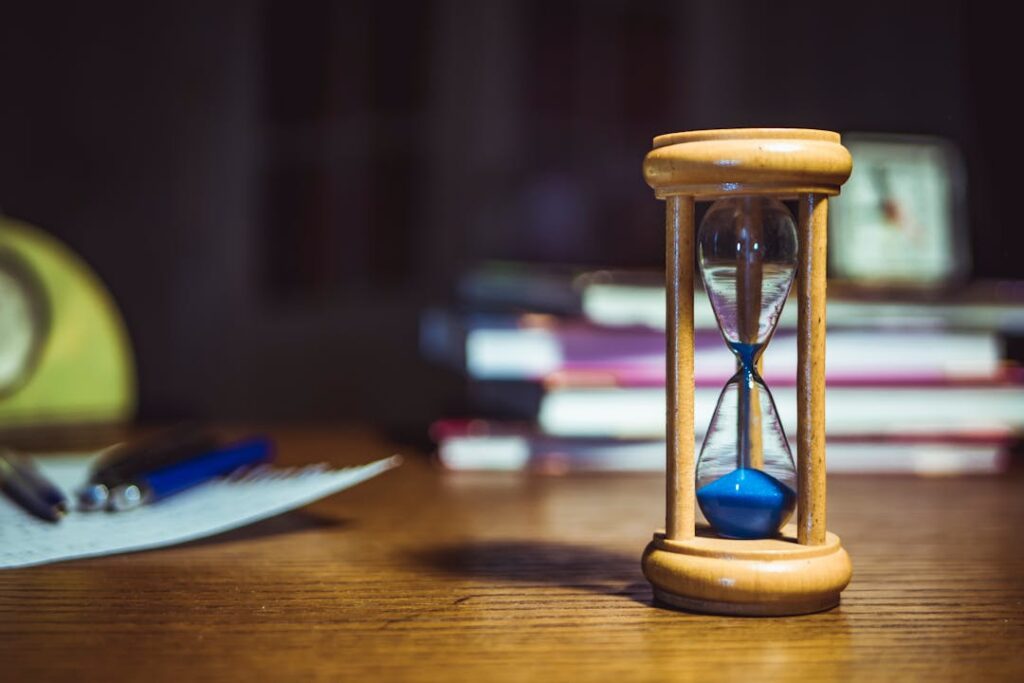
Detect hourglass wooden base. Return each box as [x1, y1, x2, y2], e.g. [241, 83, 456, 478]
[642, 524, 852, 616]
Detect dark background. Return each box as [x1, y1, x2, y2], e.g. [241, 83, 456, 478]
[0, 0, 1019, 432]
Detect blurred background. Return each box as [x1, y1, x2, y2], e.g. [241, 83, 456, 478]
[0, 0, 1021, 443]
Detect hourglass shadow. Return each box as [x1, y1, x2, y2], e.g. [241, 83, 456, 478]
[412, 541, 651, 604]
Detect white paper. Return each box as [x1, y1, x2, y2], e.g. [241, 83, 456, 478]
[0, 453, 400, 569]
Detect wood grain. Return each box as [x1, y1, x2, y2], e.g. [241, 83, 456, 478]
[644, 524, 851, 616]
[797, 193, 829, 545]
[665, 195, 695, 540]
[643, 128, 853, 200]
[653, 128, 842, 147]
[1, 426, 1023, 681]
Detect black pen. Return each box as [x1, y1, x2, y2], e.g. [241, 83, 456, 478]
[0, 449, 69, 522]
[107, 436, 274, 511]
[76, 424, 219, 510]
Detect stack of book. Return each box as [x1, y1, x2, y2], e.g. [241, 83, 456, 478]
[422, 262, 1024, 475]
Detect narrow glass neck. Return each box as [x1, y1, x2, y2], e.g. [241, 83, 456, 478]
[728, 340, 764, 377]
[731, 343, 764, 471]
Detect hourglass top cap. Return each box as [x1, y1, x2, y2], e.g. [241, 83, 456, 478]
[644, 128, 852, 200]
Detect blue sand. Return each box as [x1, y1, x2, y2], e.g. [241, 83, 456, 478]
[696, 468, 796, 539]
[728, 341, 762, 371]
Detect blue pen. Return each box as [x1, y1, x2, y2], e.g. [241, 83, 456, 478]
[107, 437, 273, 511]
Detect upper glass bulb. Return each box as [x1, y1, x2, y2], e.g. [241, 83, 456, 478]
[698, 196, 797, 357]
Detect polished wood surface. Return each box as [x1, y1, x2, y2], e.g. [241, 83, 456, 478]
[2, 427, 1023, 681]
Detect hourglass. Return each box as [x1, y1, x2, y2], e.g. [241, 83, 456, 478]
[640, 129, 853, 615]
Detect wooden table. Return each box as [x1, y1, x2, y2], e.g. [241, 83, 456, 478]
[2, 427, 1023, 681]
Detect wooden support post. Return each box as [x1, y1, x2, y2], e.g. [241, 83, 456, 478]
[796, 193, 828, 546]
[666, 195, 695, 541]
[750, 358, 764, 470]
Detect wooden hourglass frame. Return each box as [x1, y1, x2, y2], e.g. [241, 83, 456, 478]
[641, 129, 853, 616]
